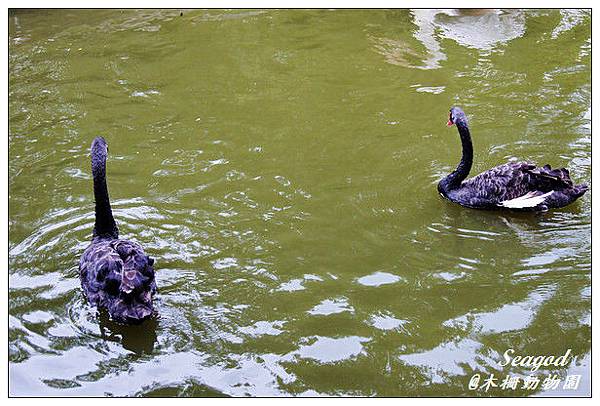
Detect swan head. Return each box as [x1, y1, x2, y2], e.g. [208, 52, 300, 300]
[91, 136, 109, 174]
[91, 136, 108, 156]
[447, 106, 469, 127]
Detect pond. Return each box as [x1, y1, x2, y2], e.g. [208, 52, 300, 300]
[9, 9, 591, 396]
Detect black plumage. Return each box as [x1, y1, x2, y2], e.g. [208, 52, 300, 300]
[438, 107, 588, 211]
[79, 137, 157, 324]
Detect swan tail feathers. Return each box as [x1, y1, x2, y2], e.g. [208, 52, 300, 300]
[499, 191, 554, 209]
[528, 164, 574, 188]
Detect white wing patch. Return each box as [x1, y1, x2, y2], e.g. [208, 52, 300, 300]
[499, 191, 553, 209]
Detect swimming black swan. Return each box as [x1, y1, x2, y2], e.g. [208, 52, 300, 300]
[438, 107, 588, 211]
[79, 137, 157, 324]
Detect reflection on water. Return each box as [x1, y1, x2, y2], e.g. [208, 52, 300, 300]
[9, 9, 590, 396]
[369, 313, 410, 332]
[294, 336, 371, 364]
[357, 271, 404, 287]
[373, 9, 587, 71]
[308, 297, 354, 315]
[373, 9, 526, 70]
[98, 312, 159, 354]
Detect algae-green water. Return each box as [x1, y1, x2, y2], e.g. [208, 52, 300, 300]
[9, 9, 591, 396]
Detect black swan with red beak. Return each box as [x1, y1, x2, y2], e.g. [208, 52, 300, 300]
[79, 137, 157, 324]
[438, 107, 588, 211]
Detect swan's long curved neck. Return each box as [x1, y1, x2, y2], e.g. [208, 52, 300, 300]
[92, 145, 118, 239]
[439, 123, 473, 193]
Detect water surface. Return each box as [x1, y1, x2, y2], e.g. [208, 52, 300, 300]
[9, 9, 591, 396]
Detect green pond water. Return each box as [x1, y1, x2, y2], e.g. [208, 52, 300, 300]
[9, 9, 591, 396]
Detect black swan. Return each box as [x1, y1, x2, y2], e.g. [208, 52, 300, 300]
[438, 107, 588, 211]
[79, 137, 157, 324]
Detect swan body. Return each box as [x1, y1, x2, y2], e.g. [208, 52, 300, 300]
[79, 137, 156, 324]
[438, 107, 588, 211]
